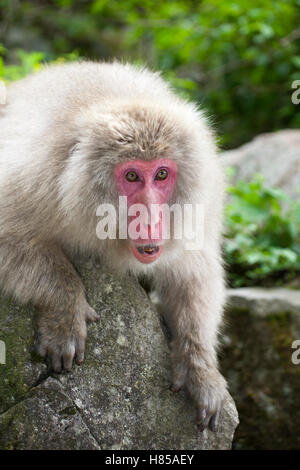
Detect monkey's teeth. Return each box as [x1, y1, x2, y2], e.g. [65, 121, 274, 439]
[137, 245, 159, 255]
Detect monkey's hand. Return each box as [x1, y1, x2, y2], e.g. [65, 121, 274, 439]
[171, 361, 227, 432]
[35, 298, 99, 373]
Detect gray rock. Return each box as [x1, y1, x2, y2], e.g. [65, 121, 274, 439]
[0, 258, 238, 450]
[227, 287, 300, 317]
[222, 287, 300, 450]
[0, 377, 100, 450]
[221, 130, 300, 196]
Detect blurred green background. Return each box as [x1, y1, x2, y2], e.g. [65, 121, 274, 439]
[0, 0, 299, 287]
[1, 0, 300, 148]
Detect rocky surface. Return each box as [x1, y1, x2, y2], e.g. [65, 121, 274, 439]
[221, 130, 300, 196]
[222, 287, 300, 450]
[0, 258, 238, 450]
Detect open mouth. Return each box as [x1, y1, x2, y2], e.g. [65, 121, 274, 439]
[130, 243, 163, 264]
[137, 245, 160, 256]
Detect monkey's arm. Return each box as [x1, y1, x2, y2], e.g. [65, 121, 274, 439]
[0, 239, 99, 371]
[155, 250, 227, 431]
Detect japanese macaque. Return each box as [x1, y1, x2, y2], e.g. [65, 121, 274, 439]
[0, 61, 227, 431]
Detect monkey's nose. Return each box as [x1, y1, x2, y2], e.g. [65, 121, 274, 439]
[138, 221, 161, 242]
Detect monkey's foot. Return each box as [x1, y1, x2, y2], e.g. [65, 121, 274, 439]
[172, 364, 227, 432]
[35, 301, 99, 373]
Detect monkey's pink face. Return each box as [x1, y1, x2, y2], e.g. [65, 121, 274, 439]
[114, 158, 177, 264]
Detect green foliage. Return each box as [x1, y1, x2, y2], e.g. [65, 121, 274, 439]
[224, 174, 300, 287]
[0, 47, 79, 82]
[0, 49, 45, 81]
[0, 0, 300, 147]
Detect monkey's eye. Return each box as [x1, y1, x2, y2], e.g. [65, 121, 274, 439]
[125, 171, 139, 182]
[155, 169, 168, 181]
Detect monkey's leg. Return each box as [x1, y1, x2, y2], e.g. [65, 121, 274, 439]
[155, 253, 227, 431]
[0, 240, 99, 372]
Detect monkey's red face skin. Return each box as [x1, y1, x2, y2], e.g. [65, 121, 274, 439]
[114, 158, 177, 264]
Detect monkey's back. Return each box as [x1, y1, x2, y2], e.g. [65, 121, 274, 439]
[2, 61, 173, 124]
[0, 61, 178, 170]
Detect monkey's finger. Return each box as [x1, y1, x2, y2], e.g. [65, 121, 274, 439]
[86, 306, 100, 322]
[75, 337, 85, 365]
[51, 352, 63, 373]
[209, 408, 220, 432]
[62, 345, 75, 372]
[75, 352, 84, 365]
[171, 372, 186, 393]
[197, 407, 214, 431]
[45, 355, 53, 372]
[196, 408, 207, 432]
[35, 341, 47, 358]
